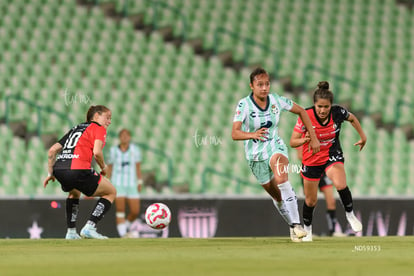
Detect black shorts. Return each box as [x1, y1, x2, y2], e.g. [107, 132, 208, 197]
[319, 172, 333, 190]
[53, 169, 101, 197]
[301, 153, 345, 181]
[301, 171, 333, 191]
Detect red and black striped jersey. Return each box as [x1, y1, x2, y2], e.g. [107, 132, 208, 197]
[54, 121, 106, 170]
[294, 105, 349, 166]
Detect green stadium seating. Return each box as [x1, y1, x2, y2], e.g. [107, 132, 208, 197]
[1, 0, 413, 197]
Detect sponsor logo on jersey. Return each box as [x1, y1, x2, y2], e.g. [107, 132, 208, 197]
[250, 111, 271, 118]
[320, 138, 335, 146]
[56, 154, 80, 160]
[260, 121, 273, 128]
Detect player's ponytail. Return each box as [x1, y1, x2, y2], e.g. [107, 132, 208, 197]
[317, 81, 329, 90]
[86, 105, 110, 122]
[313, 81, 333, 103]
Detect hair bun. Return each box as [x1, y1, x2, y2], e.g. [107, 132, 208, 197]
[317, 81, 329, 90]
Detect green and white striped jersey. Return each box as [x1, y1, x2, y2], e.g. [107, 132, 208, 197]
[108, 144, 142, 187]
[233, 93, 293, 161]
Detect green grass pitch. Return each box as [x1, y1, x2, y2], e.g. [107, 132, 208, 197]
[0, 236, 413, 275]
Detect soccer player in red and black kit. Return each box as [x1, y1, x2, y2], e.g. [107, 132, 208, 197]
[290, 81, 367, 242]
[43, 105, 116, 239]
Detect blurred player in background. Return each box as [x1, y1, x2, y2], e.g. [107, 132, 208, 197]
[43, 105, 116, 239]
[107, 128, 143, 238]
[232, 67, 320, 242]
[296, 146, 346, 237]
[290, 81, 366, 242]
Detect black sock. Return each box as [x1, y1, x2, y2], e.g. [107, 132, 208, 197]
[338, 186, 353, 212]
[66, 198, 80, 228]
[326, 209, 337, 235]
[89, 198, 112, 224]
[303, 202, 315, 226]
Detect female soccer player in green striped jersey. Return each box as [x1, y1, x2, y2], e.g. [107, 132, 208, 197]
[232, 67, 320, 241]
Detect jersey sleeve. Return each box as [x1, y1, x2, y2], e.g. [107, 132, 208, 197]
[233, 99, 247, 122]
[332, 105, 350, 122]
[94, 125, 107, 145]
[57, 130, 71, 146]
[278, 95, 293, 111]
[293, 117, 306, 133]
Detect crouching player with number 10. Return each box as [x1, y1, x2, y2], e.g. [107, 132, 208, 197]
[232, 67, 320, 242]
[43, 105, 117, 239]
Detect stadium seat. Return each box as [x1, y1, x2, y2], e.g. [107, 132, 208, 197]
[1, 0, 413, 197]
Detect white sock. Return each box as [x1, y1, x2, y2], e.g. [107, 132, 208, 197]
[125, 220, 132, 232]
[272, 199, 292, 225]
[117, 222, 127, 237]
[277, 181, 300, 225]
[346, 211, 355, 217]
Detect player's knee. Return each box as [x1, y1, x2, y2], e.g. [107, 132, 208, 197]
[305, 197, 318, 207]
[101, 183, 117, 202]
[68, 190, 81, 199]
[335, 183, 347, 190]
[109, 185, 117, 199]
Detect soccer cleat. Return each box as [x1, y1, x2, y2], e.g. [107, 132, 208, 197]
[346, 212, 363, 233]
[65, 229, 81, 240]
[302, 225, 313, 242]
[290, 228, 302, 243]
[292, 224, 307, 239]
[80, 224, 108, 239]
[332, 231, 348, 237]
[122, 231, 139, 239]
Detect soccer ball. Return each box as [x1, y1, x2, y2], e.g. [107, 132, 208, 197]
[145, 203, 171, 229]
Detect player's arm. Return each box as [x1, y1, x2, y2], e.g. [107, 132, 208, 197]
[231, 121, 268, 141]
[43, 142, 62, 187]
[47, 143, 62, 175]
[347, 113, 367, 151]
[106, 164, 113, 179]
[289, 103, 320, 153]
[93, 139, 107, 175]
[136, 162, 143, 192]
[290, 130, 310, 148]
